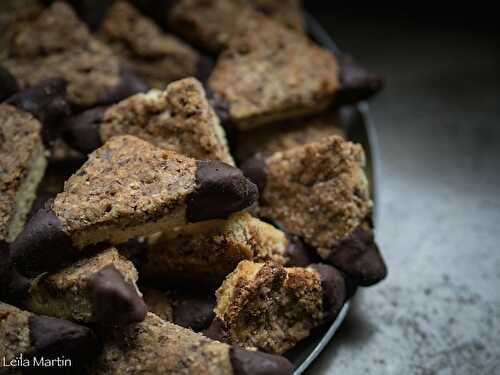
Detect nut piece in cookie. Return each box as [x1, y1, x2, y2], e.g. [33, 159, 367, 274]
[0, 302, 99, 371]
[23, 248, 146, 325]
[168, 0, 305, 54]
[142, 287, 215, 332]
[91, 312, 293, 375]
[98, 2, 208, 89]
[64, 78, 234, 164]
[142, 212, 297, 286]
[234, 109, 346, 162]
[208, 9, 339, 130]
[208, 260, 345, 354]
[241, 136, 387, 286]
[11, 135, 257, 277]
[1, 3, 147, 109]
[0, 104, 47, 243]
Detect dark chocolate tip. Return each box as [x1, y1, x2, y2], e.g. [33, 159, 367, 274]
[196, 55, 215, 85]
[326, 224, 388, 286]
[11, 199, 75, 278]
[0, 64, 19, 102]
[309, 264, 346, 320]
[29, 314, 99, 365]
[206, 89, 231, 124]
[89, 265, 147, 325]
[203, 317, 230, 343]
[284, 235, 315, 267]
[62, 106, 105, 154]
[0, 240, 13, 297]
[240, 153, 268, 196]
[173, 294, 215, 332]
[6, 78, 71, 148]
[230, 347, 294, 375]
[336, 54, 384, 105]
[97, 65, 149, 107]
[186, 160, 259, 222]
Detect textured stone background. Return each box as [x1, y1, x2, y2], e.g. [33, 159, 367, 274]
[307, 9, 500, 375]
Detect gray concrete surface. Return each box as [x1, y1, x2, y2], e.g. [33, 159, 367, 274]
[308, 13, 500, 375]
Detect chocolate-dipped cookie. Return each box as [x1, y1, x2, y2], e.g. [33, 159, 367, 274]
[98, 2, 209, 89]
[207, 260, 346, 354]
[0, 302, 99, 373]
[1, 3, 147, 109]
[63, 78, 234, 165]
[23, 248, 146, 325]
[241, 136, 387, 286]
[0, 104, 47, 243]
[142, 212, 303, 286]
[11, 135, 257, 277]
[168, 0, 305, 54]
[91, 312, 293, 375]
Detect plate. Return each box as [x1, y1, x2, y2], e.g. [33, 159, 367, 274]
[284, 14, 381, 374]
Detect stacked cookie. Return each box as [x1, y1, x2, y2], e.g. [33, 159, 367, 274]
[0, 1, 386, 374]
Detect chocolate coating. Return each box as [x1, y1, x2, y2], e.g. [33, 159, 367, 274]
[10, 199, 75, 278]
[89, 265, 147, 325]
[327, 224, 388, 286]
[7, 78, 71, 147]
[309, 264, 346, 320]
[62, 106, 105, 154]
[240, 153, 268, 196]
[97, 65, 149, 107]
[336, 55, 384, 105]
[186, 160, 259, 222]
[203, 317, 230, 344]
[0, 241, 12, 296]
[230, 347, 294, 375]
[29, 314, 99, 366]
[0, 64, 18, 102]
[173, 294, 215, 332]
[284, 236, 317, 267]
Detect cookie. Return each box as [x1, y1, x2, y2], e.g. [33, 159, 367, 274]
[234, 109, 346, 162]
[0, 302, 99, 372]
[98, 2, 208, 89]
[6, 78, 71, 148]
[11, 135, 257, 277]
[142, 288, 215, 332]
[207, 10, 383, 130]
[241, 136, 387, 286]
[207, 261, 345, 354]
[63, 78, 234, 165]
[23, 248, 146, 325]
[141, 212, 312, 286]
[168, 0, 304, 54]
[0, 104, 47, 243]
[91, 312, 293, 375]
[1, 3, 147, 109]
[207, 9, 339, 130]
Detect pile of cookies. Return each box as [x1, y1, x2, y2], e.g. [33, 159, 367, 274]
[0, 1, 387, 374]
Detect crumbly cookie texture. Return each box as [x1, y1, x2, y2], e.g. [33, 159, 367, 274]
[53, 135, 197, 248]
[0, 303, 31, 364]
[208, 9, 339, 129]
[0, 104, 46, 242]
[98, 2, 201, 89]
[168, 0, 304, 53]
[259, 136, 371, 254]
[100, 78, 234, 164]
[92, 312, 234, 375]
[214, 261, 324, 354]
[142, 212, 288, 285]
[1, 3, 131, 108]
[25, 248, 139, 323]
[235, 110, 346, 162]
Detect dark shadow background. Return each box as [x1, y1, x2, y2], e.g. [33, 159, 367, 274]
[305, 3, 500, 374]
